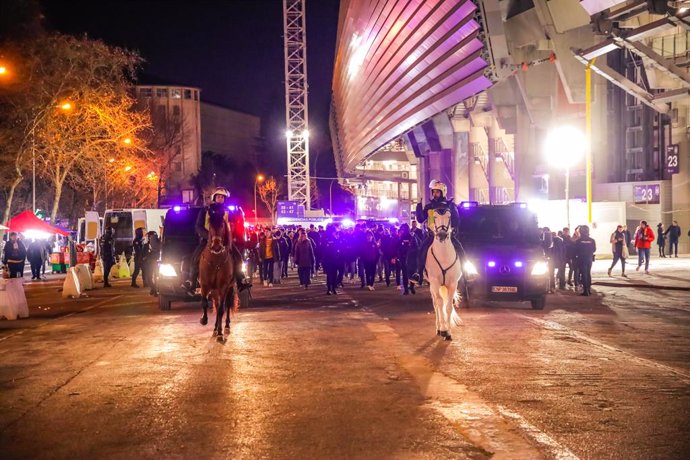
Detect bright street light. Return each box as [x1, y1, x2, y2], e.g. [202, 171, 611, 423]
[303, 129, 309, 138]
[254, 174, 265, 226]
[285, 129, 293, 139]
[122, 137, 132, 145]
[0, 66, 7, 75]
[58, 101, 73, 111]
[124, 165, 132, 172]
[544, 125, 585, 229]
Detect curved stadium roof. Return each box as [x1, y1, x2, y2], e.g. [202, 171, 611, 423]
[330, 0, 492, 174]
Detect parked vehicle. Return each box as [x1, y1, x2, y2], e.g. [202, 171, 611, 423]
[102, 208, 167, 257]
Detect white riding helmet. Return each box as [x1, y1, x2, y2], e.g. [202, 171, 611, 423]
[210, 187, 230, 200]
[428, 179, 447, 198]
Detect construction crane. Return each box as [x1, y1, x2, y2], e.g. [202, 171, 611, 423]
[283, 0, 310, 209]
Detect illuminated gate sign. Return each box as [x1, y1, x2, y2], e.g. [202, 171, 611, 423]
[277, 200, 305, 218]
[666, 145, 679, 175]
[633, 184, 660, 204]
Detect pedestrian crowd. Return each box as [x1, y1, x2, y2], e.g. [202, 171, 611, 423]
[243, 221, 426, 295]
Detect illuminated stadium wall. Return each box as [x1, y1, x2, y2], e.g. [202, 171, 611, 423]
[330, 0, 492, 176]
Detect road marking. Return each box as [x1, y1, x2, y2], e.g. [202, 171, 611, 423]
[517, 315, 690, 383]
[363, 318, 574, 459]
[496, 405, 580, 460]
[0, 295, 124, 344]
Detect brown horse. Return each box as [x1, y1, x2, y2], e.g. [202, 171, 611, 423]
[199, 203, 238, 343]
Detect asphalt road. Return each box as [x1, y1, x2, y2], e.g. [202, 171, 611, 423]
[1, 258, 689, 459]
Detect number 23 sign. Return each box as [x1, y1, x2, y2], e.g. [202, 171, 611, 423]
[666, 144, 679, 175]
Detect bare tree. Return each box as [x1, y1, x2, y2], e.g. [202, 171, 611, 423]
[258, 177, 281, 225]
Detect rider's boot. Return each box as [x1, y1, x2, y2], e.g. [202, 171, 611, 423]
[409, 272, 421, 284]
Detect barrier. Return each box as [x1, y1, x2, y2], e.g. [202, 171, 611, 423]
[62, 266, 82, 298]
[74, 264, 94, 290]
[0, 278, 29, 320]
[117, 254, 130, 279]
[93, 259, 104, 283]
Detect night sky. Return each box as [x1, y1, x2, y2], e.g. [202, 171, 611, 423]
[40, 0, 341, 176]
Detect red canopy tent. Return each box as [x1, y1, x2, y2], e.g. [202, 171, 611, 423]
[5, 211, 70, 236]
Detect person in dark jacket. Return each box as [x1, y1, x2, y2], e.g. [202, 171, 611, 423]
[656, 223, 666, 258]
[131, 227, 145, 288]
[396, 224, 418, 295]
[380, 228, 398, 287]
[293, 230, 315, 288]
[359, 231, 380, 290]
[100, 226, 116, 287]
[321, 225, 342, 295]
[276, 230, 291, 279]
[143, 231, 160, 296]
[26, 239, 45, 280]
[574, 225, 596, 296]
[608, 225, 628, 277]
[410, 180, 464, 284]
[552, 232, 567, 290]
[3, 233, 27, 279]
[664, 220, 681, 258]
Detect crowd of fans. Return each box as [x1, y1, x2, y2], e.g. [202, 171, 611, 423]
[242, 221, 427, 295]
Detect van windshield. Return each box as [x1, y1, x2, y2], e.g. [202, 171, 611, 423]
[457, 208, 541, 245]
[104, 212, 133, 240]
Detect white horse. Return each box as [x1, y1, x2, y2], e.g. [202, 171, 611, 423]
[424, 207, 463, 341]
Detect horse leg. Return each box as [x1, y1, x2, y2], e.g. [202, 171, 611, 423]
[215, 296, 225, 343]
[430, 285, 442, 336]
[442, 284, 453, 341]
[200, 294, 209, 326]
[224, 288, 232, 334]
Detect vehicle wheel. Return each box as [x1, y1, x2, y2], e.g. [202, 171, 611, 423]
[530, 296, 546, 310]
[158, 295, 171, 311]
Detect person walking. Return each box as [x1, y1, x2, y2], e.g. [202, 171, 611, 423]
[396, 223, 417, 295]
[360, 231, 380, 291]
[143, 231, 160, 296]
[100, 226, 116, 288]
[2, 232, 27, 279]
[293, 230, 315, 289]
[131, 227, 145, 288]
[26, 239, 44, 281]
[574, 225, 596, 296]
[321, 225, 342, 295]
[276, 230, 290, 279]
[634, 220, 655, 274]
[656, 223, 666, 258]
[552, 231, 566, 289]
[608, 225, 628, 277]
[259, 230, 280, 287]
[664, 220, 681, 258]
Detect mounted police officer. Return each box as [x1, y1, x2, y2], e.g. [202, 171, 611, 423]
[182, 187, 250, 295]
[410, 180, 465, 284]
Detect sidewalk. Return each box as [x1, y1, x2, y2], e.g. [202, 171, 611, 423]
[592, 254, 689, 290]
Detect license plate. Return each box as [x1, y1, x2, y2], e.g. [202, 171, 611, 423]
[491, 286, 518, 293]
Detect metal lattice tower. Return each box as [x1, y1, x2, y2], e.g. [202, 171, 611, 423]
[283, 0, 310, 209]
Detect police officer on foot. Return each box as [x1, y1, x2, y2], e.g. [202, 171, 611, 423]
[410, 180, 465, 284]
[182, 187, 251, 295]
[100, 226, 116, 288]
[574, 224, 596, 296]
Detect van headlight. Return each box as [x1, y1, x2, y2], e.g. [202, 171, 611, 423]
[531, 261, 548, 276]
[159, 263, 177, 277]
[464, 260, 479, 276]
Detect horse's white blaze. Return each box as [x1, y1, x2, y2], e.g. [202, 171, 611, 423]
[425, 209, 463, 335]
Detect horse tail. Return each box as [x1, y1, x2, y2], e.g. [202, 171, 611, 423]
[451, 303, 463, 327]
[440, 285, 463, 327]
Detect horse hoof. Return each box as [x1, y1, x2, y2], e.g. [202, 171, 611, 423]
[439, 330, 448, 337]
[443, 335, 452, 341]
[216, 334, 224, 343]
[212, 329, 218, 337]
[200, 317, 208, 326]
[224, 326, 230, 335]
[436, 330, 441, 336]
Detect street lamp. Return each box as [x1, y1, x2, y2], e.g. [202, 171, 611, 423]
[254, 174, 265, 226]
[544, 126, 585, 229]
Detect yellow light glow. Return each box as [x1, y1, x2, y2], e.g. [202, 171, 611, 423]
[122, 138, 132, 145]
[0, 66, 7, 75]
[108, 158, 115, 163]
[124, 165, 132, 172]
[256, 174, 265, 182]
[59, 102, 73, 111]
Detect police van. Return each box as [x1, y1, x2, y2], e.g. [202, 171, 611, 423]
[457, 202, 549, 310]
[102, 208, 167, 257]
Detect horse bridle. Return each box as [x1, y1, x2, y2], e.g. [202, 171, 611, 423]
[208, 236, 227, 255]
[430, 209, 458, 285]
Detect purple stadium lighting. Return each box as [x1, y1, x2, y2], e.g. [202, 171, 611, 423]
[388, 217, 399, 224]
[341, 218, 355, 228]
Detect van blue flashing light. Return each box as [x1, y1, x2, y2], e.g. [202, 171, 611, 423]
[173, 205, 182, 212]
[227, 205, 237, 211]
[514, 261, 524, 268]
[460, 201, 479, 209]
[487, 261, 496, 268]
[512, 202, 528, 208]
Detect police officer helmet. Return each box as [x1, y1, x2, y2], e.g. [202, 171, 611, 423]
[428, 179, 447, 198]
[210, 187, 230, 201]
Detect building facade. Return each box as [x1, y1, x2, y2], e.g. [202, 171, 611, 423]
[200, 102, 262, 165]
[135, 85, 202, 203]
